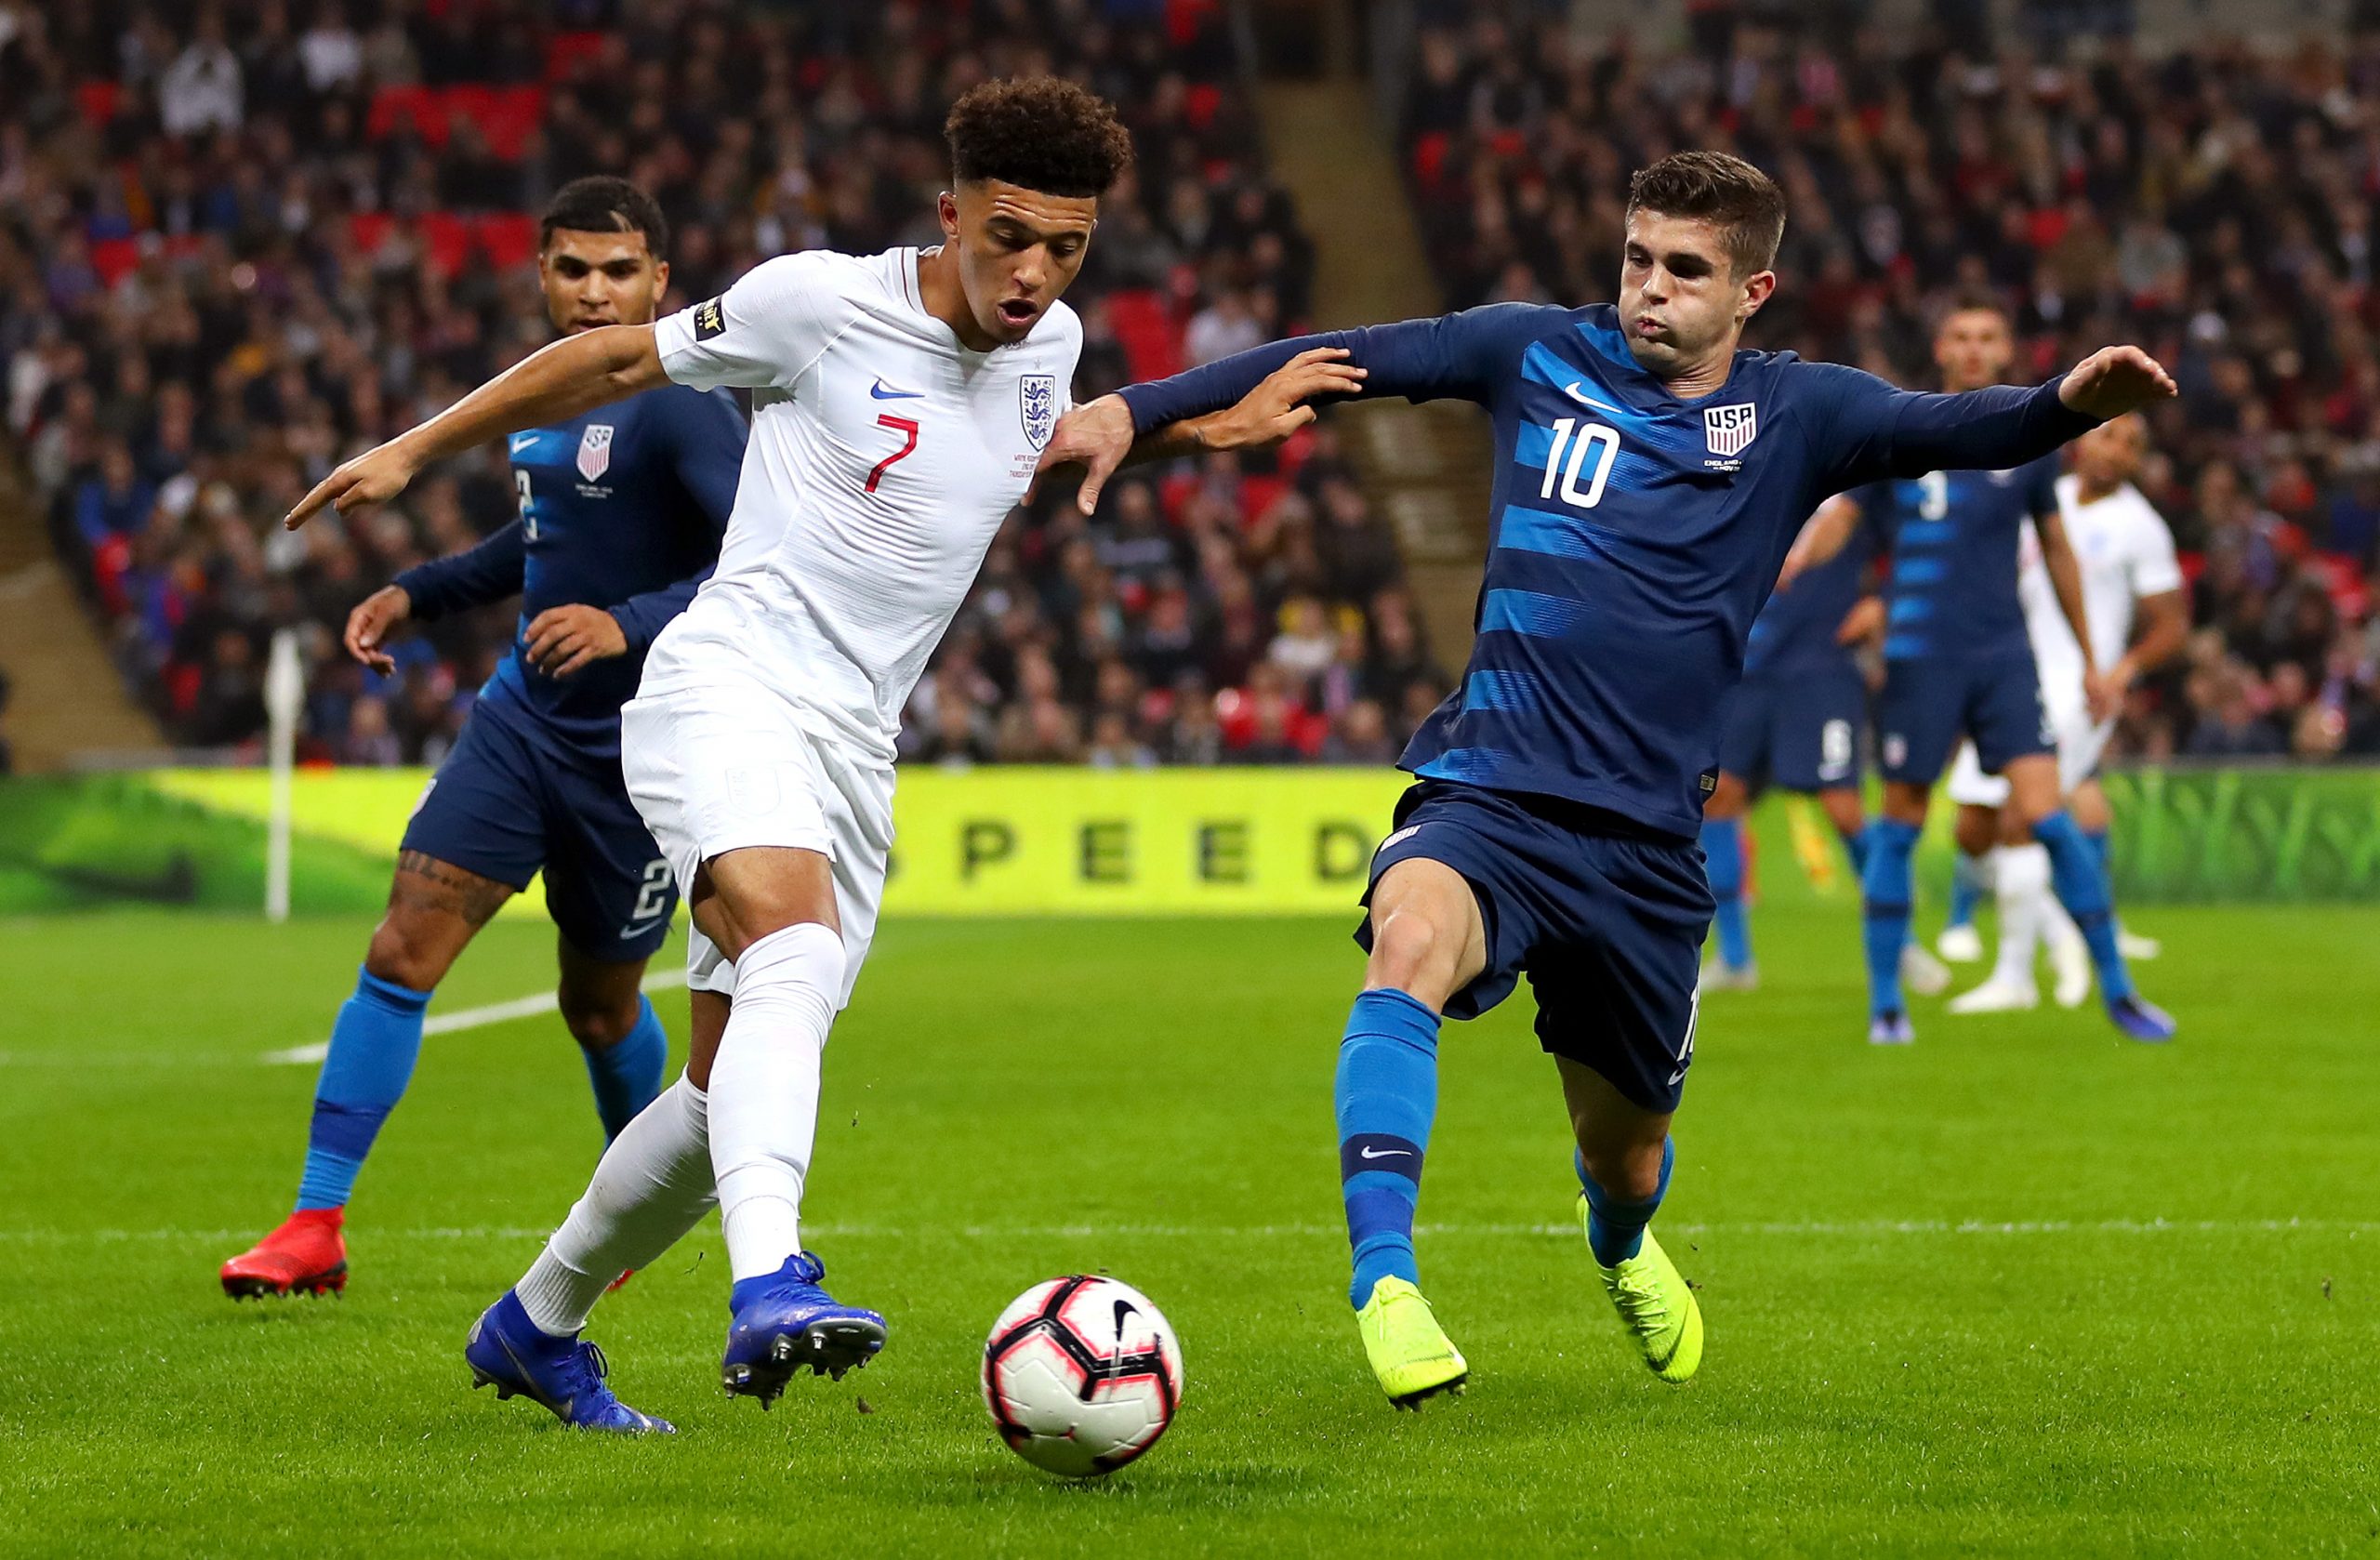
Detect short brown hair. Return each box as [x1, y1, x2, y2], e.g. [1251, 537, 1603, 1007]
[1626, 152, 1787, 279]
[945, 77, 1133, 201]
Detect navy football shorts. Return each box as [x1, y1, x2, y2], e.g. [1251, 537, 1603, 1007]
[1355, 779, 1712, 1114]
[1874, 648, 2053, 787]
[1717, 664, 1867, 795]
[400, 688, 676, 961]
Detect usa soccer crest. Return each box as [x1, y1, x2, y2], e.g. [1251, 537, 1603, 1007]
[1020, 374, 1057, 451]
[1703, 403, 1758, 459]
[576, 424, 614, 482]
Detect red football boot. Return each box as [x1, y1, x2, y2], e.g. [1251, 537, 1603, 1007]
[220, 1209, 349, 1299]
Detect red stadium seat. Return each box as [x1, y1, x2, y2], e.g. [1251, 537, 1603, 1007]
[88, 237, 139, 288]
[368, 85, 448, 149]
[421, 212, 472, 278]
[348, 211, 393, 258]
[1410, 131, 1450, 189]
[73, 81, 120, 129]
[475, 212, 539, 271]
[1166, 0, 1221, 48]
[1183, 84, 1223, 130]
[1106, 289, 1183, 382]
[544, 31, 610, 83]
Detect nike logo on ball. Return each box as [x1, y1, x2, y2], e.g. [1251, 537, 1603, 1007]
[870, 378, 924, 400]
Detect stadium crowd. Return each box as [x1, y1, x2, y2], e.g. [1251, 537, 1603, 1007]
[1403, 5, 2380, 760]
[8, 0, 2380, 767]
[0, 0, 1440, 768]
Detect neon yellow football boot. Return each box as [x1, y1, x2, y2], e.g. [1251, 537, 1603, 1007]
[1582, 1199, 1702, 1383]
[1354, 1276, 1468, 1408]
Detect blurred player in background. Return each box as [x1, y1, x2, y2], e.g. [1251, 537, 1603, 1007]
[1945, 413, 2187, 1012]
[281, 79, 1336, 1433]
[1699, 501, 1950, 999]
[1042, 152, 2175, 1410]
[221, 178, 745, 1302]
[1805, 302, 2174, 1046]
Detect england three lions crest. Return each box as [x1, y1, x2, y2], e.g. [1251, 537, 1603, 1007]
[1020, 374, 1058, 452]
[1703, 403, 1757, 467]
[576, 424, 615, 483]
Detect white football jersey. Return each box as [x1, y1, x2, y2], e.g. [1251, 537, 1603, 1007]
[645, 246, 1079, 760]
[2017, 473, 2184, 694]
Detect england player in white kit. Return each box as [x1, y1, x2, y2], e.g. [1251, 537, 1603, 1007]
[284, 79, 1348, 1432]
[1944, 414, 2188, 1012]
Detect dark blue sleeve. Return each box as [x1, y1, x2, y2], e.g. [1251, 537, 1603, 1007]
[393, 522, 526, 620]
[607, 389, 747, 654]
[1796, 364, 2099, 495]
[1116, 303, 1566, 433]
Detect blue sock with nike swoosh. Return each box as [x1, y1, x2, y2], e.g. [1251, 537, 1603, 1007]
[1336, 988, 1439, 1309]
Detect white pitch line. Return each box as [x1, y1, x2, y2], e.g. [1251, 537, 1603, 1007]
[259, 967, 690, 1065]
[0, 1217, 2372, 1244]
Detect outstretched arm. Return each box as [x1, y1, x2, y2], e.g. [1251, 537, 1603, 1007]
[284, 326, 668, 529]
[1037, 302, 1555, 513]
[1818, 346, 2176, 490]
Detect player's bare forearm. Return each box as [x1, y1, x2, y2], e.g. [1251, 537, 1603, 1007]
[2115, 589, 2188, 686]
[1778, 496, 1859, 590]
[1040, 349, 1364, 514]
[394, 326, 663, 470]
[285, 326, 667, 528]
[2036, 511, 2095, 667]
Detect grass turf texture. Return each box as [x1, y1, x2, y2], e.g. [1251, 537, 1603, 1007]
[1, 905, 2375, 1557]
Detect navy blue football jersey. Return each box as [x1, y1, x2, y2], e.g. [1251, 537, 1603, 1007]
[1857, 460, 2060, 662]
[395, 383, 746, 755]
[1744, 510, 1873, 678]
[1119, 304, 2096, 838]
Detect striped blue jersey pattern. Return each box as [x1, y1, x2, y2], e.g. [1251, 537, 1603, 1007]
[1119, 303, 2097, 839]
[1854, 460, 2059, 662]
[394, 383, 746, 756]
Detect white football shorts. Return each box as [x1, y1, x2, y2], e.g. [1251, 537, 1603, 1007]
[620, 678, 892, 1006]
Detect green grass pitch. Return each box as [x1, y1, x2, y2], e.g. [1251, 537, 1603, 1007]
[1, 903, 2375, 1556]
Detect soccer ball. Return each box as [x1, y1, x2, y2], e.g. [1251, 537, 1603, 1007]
[982, 1276, 1183, 1477]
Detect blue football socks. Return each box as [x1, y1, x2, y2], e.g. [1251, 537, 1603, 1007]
[1700, 816, 1752, 970]
[1839, 824, 1871, 878]
[1859, 818, 1923, 1017]
[1947, 849, 1988, 932]
[2035, 810, 2135, 1000]
[1578, 1136, 1674, 1266]
[582, 995, 668, 1142]
[296, 967, 430, 1211]
[1335, 988, 1440, 1308]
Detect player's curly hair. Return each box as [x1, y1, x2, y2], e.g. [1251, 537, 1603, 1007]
[945, 77, 1133, 200]
[1627, 151, 1786, 279]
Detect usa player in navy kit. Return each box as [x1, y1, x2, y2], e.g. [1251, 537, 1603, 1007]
[1792, 302, 2171, 1048]
[1042, 152, 2175, 1407]
[222, 179, 747, 1301]
[1699, 501, 1913, 992]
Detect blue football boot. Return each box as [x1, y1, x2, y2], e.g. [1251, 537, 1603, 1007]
[2106, 992, 2177, 1043]
[721, 1252, 886, 1408]
[465, 1290, 673, 1434]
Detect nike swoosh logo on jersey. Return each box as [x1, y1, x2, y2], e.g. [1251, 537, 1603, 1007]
[1358, 1145, 1414, 1160]
[1562, 381, 1624, 415]
[870, 378, 924, 400]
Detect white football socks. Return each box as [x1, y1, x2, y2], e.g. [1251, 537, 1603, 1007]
[1989, 843, 2053, 989]
[710, 921, 843, 1283]
[518, 1074, 716, 1337]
